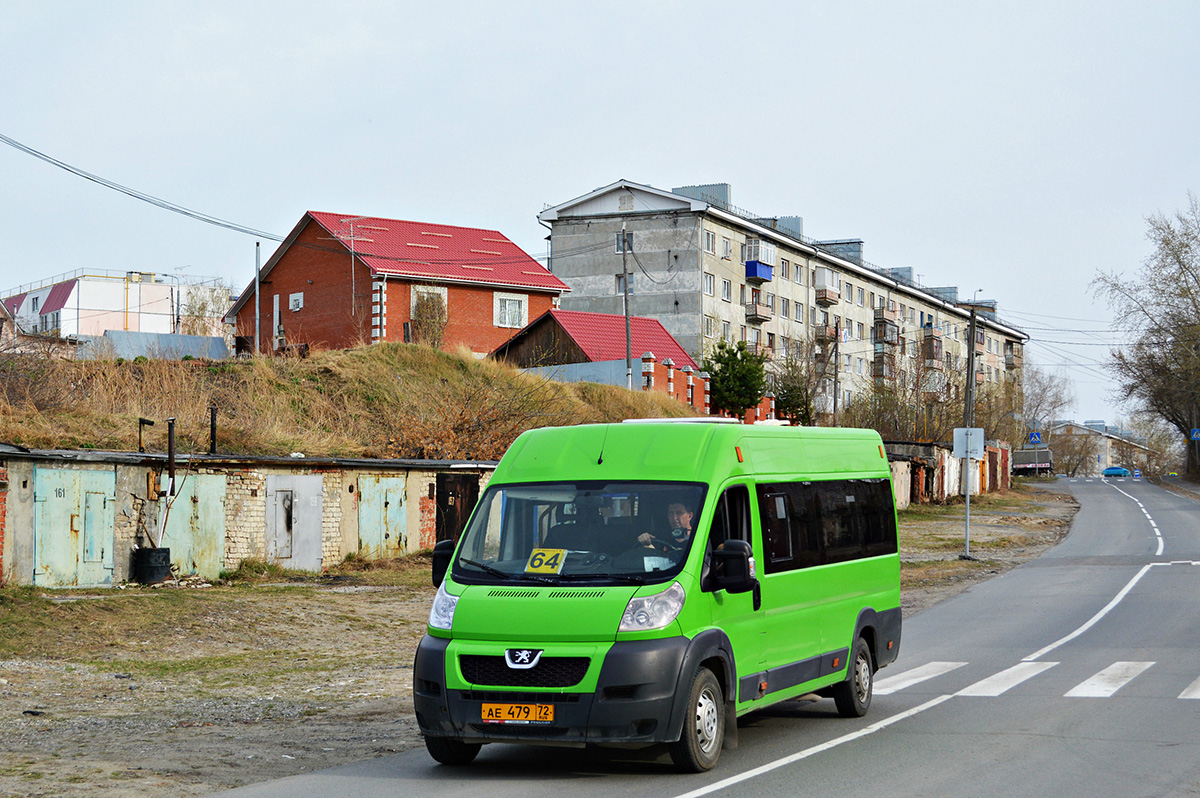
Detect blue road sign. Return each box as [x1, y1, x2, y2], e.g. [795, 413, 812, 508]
[1192, 429, 1200, 441]
[1029, 432, 1042, 445]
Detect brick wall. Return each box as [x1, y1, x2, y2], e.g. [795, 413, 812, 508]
[380, 281, 557, 355]
[234, 216, 560, 356]
[638, 352, 774, 420]
[224, 469, 267, 567]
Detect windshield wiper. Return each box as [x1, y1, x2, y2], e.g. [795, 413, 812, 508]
[458, 558, 556, 584]
[556, 573, 647, 585]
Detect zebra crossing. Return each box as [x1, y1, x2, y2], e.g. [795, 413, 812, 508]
[876, 659, 1200, 700]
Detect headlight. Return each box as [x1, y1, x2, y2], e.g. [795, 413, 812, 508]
[619, 582, 685, 632]
[428, 582, 459, 631]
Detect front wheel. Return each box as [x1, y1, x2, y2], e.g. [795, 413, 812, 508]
[424, 735, 482, 766]
[669, 667, 724, 772]
[832, 636, 874, 718]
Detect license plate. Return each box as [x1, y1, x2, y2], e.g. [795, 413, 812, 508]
[481, 702, 554, 724]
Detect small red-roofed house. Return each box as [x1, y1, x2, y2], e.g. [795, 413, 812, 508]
[226, 212, 570, 355]
[492, 309, 725, 413]
[491, 309, 697, 370]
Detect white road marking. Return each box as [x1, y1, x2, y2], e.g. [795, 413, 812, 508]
[1024, 564, 1155, 661]
[670, 695, 954, 798]
[956, 661, 1059, 697]
[1065, 661, 1154, 697]
[1179, 675, 1200, 700]
[1107, 482, 1165, 556]
[874, 661, 967, 695]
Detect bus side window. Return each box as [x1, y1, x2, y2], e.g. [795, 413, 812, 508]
[703, 485, 751, 590]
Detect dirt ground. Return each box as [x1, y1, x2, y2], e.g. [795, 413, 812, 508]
[0, 483, 1079, 798]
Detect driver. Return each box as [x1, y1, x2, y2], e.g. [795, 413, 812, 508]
[638, 500, 695, 551]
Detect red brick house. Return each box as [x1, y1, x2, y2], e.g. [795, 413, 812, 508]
[227, 212, 570, 355]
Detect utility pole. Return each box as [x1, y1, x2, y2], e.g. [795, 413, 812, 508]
[963, 305, 979, 428]
[254, 242, 260, 354]
[620, 222, 632, 391]
[831, 322, 841, 419]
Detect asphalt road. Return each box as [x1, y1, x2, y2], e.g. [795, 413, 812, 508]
[214, 477, 1200, 797]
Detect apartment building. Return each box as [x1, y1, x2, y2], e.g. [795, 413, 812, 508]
[2, 269, 230, 339]
[538, 180, 1027, 411]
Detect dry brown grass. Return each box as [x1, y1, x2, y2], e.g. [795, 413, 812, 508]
[0, 344, 698, 458]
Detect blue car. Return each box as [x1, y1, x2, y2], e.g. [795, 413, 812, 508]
[1102, 466, 1132, 477]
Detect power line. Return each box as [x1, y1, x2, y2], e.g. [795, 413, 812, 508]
[0, 131, 286, 241]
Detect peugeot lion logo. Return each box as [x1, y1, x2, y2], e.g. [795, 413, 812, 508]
[505, 649, 543, 669]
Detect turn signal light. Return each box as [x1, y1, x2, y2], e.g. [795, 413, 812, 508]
[736, 446, 744, 463]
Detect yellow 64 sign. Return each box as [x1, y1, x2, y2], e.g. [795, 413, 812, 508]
[525, 548, 567, 574]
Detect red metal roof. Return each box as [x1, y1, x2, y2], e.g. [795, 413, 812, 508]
[3, 292, 25, 316]
[39, 280, 76, 315]
[306, 212, 569, 294]
[539, 309, 697, 369]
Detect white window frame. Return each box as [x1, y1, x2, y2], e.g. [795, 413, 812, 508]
[703, 272, 715, 296]
[493, 291, 527, 329]
[289, 292, 304, 312]
[703, 230, 717, 254]
[721, 279, 732, 302]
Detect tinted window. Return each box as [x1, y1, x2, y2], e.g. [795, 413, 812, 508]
[757, 479, 897, 574]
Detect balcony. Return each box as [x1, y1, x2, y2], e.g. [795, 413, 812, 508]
[744, 302, 772, 323]
[744, 239, 775, 284]
[873, 317, 899, 346]
[921, 328, 943, 363]
[745, 261, 774, 284]
[872, 355, 896, 382]
[924, 358, 944, 372]
[815, 287, 840, 307]
[745, 342, 773, 359]
[815, 325, 838, 343]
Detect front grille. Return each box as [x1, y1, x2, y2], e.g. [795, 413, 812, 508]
[460, 655, 590, 688]
[460, 690, 582, 703]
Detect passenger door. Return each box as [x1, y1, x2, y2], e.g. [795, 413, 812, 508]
[702, 483, 765, 706]
[755, 483, 826, 690]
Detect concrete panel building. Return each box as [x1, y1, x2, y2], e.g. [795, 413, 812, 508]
[539, 180, 1028, 414]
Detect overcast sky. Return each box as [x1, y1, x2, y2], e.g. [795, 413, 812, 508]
[4, 1, 1197, 425]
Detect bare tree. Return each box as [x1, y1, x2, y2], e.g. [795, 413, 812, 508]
[1094, 193, 1200, 474]
[1051, 426, 1100, 476]
[411, 292, 449, 348]
[771, 337, 824, 426]
[1020, 364, 1074, 433]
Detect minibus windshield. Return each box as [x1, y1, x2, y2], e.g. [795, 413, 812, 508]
[450, 481, 707, 585]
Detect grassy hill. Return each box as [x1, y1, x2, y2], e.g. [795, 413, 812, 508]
[0, 344, 695, 460]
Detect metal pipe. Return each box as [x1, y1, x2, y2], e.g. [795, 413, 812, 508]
[167, 417, 176, 496]
[209, 406, 217, 454]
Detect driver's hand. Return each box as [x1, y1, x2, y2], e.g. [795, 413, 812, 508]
[637, 532, 653, 546]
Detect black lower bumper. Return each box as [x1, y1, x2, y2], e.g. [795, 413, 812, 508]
[413, 635, 690, 745]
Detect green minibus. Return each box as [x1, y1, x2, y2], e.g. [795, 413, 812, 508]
[413, 419, 901, 771]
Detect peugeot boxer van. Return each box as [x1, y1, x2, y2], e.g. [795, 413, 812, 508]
[413, 420, 901, 772]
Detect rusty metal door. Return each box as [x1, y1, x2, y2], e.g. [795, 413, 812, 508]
[357, 475, 407, 557]
[159, 473, 226, 579]
[435, 473, 479, 544]
[33, 467, 115, 587]
[265, 475, 323, 571]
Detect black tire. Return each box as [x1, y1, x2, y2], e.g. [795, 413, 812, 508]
[833, 636, 874, 718]
[424, 735, 482, 766]
[669, 667, 724, 772]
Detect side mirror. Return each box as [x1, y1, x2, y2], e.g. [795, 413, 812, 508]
[431, 539, 455, 587]
[712, 539, 757, 594]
